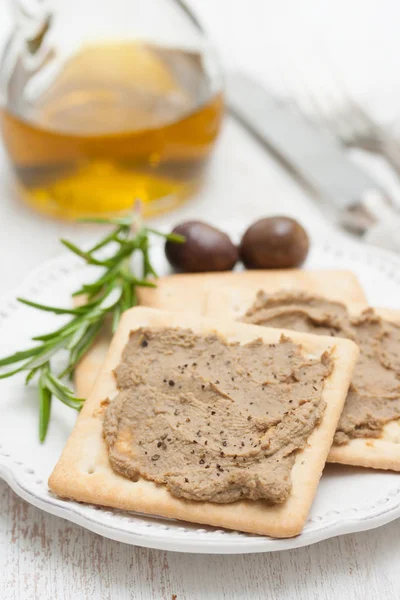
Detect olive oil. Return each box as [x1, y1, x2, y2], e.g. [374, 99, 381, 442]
[1, 42, 223, 219]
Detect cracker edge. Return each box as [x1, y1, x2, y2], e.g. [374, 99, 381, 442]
[328, 307, 400, 470]
[203, 272, 368, 320]
[138, 269, 368, 315]
[49, 306, 358, 538]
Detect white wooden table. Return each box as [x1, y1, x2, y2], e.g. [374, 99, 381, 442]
[1, 2, 400, 598]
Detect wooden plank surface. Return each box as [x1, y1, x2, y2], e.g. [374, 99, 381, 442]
[1, 480, 399, 600]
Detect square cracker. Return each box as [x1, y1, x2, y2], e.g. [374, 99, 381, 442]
[328, 308, 400, 471]
[50, 306, 358, 538]
[75, 269, 367, 398]
[205, 285, 400, 472]
[137, 269, 368, 317]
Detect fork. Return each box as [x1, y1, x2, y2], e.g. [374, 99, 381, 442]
[280, 63, 400, 180]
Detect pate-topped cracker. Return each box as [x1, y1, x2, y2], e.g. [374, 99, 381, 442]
[50, 307, 358, 537]
[328, 307, 400, 471]
[208, 287, 400, 472]
[75, 270, 367, 398]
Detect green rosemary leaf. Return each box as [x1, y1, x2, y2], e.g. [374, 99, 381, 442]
[97, 285, 124, 312]
[17, 297, 85, 315]
[126, 276, 157, 288]
[32, 314, 87, 341]
[88, 226, 124, 253]
[77, 216, 132, 227]
[142, 242, 158, 279]
[0, 346, 43, 367]
[23, 339, 70, 371]
[66, 320, 93, 351]
[25, 367, 39, 385]
[120, 279, 132, 313]
[112, 304, 123, 333]
[65, 319, 105, 373]
[0, 364, 28, 379]
[47, 373, 80, 400]
[0, 208, 183, 441]
[44, 372, 84, 411]
[60, 239, 111, 267]
[38, 370, 52, 443]
[105, 240, 138, 266]
[0, 340, 66, 377]
[71, 264, 121, 297]
[145, 228, 185, 243]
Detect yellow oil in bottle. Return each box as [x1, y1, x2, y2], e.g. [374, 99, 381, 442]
[1, 42, 223, 219]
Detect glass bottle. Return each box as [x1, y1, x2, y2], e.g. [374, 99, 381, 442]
[0, 0, 224, 219]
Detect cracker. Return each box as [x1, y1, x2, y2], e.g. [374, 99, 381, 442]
[203, 270, 368, 320]
[205, 286, 400, 471]
[205, 285, 400, 472]
[138, 269, 368, 317]
[50, 307, 358, 537]
[76, 269, 366, 397]
[75, 319, 112, 400]
[328, 307, 400, 471]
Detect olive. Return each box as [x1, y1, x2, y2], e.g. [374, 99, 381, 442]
[165, 221, 238, 273]
[239, 216, 309, 269]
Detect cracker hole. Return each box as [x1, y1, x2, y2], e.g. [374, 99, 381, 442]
[87, 467, 96, 474]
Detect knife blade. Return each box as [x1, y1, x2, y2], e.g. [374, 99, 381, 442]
[226, 71, 400, 249]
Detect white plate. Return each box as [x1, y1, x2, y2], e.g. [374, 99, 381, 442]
[1, 225, 400, 554]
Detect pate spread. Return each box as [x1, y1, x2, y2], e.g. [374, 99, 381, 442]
[243, 291, 400, 445]
[103, 328, 332, 504]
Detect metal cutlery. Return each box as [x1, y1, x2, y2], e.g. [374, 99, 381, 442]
[226, 72, 400, 253]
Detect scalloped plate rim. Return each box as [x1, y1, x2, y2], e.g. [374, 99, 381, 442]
[1, 456, 400, 554]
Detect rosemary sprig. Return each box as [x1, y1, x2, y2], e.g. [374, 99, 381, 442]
[0, 210, 183, 442]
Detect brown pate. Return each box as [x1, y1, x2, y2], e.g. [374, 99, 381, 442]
[103, 327, 333, 504]
[243, 291, 400, 445]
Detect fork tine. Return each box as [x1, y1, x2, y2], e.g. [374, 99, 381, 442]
[276, 51, 338, 140]
[314, 53, 383, 141]
[282, 50, 378, 148]
[275, 45, 400, 181]
[283, 52, 352, 142]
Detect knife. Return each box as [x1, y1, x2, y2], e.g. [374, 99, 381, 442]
[226, 72, 400, 252]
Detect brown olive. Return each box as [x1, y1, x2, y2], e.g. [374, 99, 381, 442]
[239, 216, 309, 269]
[165, 221, 238, 273]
